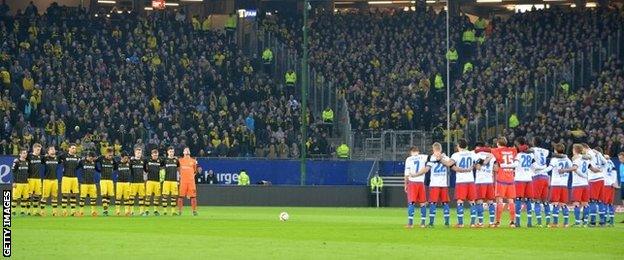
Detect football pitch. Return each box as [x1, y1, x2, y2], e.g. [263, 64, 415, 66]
[11, 207, 624, 259]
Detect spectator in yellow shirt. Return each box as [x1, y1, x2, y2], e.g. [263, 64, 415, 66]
[147, 33, 157, 49]
[150, 95, 161, 112]
[213, 51, 225, 67]
[202, 17, 211, 31]
[56, 120, 66, 138]
[22, 72, 34, 92]
[180, 54, 190, 69]
[192, 16, 201, 31]
[113, 140, 122, 156]
[0, 67, 10, 88]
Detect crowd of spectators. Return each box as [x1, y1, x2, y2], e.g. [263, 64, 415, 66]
[0, 1, 622, 159]
[264, 5, 624, 154]
[0, 2, 336, 158]
[507, 57, 624, 156]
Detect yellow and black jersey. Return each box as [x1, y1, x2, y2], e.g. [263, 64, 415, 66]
[97, 156, 115, 180]
[130, 158, 144, 183]
[60, 154, 81, 177]
[115, 161, 131, 183]
[12, 159, 29, 183]
[27, 153, 43, 179]
[43, 155, 59, 180]
[143, 158, 163, 182]
[164, 157, 179, 181]
[81, 160, 97, 184]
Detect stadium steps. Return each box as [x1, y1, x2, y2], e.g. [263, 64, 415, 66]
[381, 176, 404, 187]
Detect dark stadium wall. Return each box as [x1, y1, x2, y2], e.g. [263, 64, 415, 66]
[4, 0, 90, 14]
[197, 185, 372, 207]
[0, 183, 467, 207]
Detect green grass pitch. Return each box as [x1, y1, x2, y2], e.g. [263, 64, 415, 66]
[11, 207, 624, 259]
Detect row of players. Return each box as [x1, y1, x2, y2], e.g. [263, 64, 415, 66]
[11, 143, 200, 217]
[404, 137, 620, 228]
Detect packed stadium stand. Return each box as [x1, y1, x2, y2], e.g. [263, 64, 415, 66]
[0, 1, 623, 158]
[0, 3, 337, 158]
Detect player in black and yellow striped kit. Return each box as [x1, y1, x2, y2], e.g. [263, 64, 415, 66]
[130, 147, 146, 216]
[115, 152, 132, 216]
[41, 146, 60, 216]
[26, 143, 43, 215]
[97, 148, 115, 216]
[79, 152, 99, 216]
[60, 144, 81, 216]
[162, 147, 180, 215]
[12, 148, 30, 216]
[144, 149, 163, 216]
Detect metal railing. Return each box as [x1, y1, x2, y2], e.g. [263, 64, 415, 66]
[463, 28, 624, 145]
[258, 27, 343, 141]
[351, 130, 433, 161]
[257, 22, 623, 155]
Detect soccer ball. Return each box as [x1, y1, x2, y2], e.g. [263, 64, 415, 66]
[279, 212, 289, 221]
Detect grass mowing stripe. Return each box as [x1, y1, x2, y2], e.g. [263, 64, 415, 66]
[10, 206, 624, 259]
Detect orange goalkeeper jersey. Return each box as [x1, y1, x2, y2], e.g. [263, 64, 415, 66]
[178, 156, 198, 184]
[491, 147, 517, 184]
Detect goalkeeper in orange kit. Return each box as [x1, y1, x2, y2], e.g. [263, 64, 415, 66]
[178, 147, 200, 216]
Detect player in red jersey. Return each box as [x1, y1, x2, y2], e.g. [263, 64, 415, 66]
[490, 137, 518, 227]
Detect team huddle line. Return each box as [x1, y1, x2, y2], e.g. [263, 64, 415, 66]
[11, 144, 201, 217]
[404, 137, 619, 228]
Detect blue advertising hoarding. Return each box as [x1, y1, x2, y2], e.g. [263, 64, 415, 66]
[0, 156, 374, 185]
[0, 156, 620, 186]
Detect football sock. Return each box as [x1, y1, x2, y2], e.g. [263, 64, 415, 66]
[40, 196, 46, 210]
[162, 195, 168, 212]
[598, 202, 606, 225]
[191, 197, 197, 211]
[443, 203, 450, 226]
[115, 197, 122, 212]
[534, 202, 542, 225]
[514, 198, 522, 226]
[526, 199, 533, 227]
[61, 195, 68, 210]
[589, 201, 596, 224]
[428, 203, 436, 225]
[562, 205, 569, 226]
[544, 203, 551, 225]
[552, 205, 559, 225]
[495, 203, 503, 223]
[407, 203, 415, 226]
[508, 201, 516, 224]
[456, 202, 464, 225]
[102, 196, 109, 212]
[20, 199, 26, 214]
[488, 203, 495, 224]
[129, 196, 135, 213]
[70, 195, 76, 214]
[177, 197, 183, 212]
[469, 203, 476, 225]
[153, 196, 160, 212]
[139, 196, 145, 213]
[144, 196, 151, 212]
[608, 204, 614, 225]
[476, 203, 484, 224]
